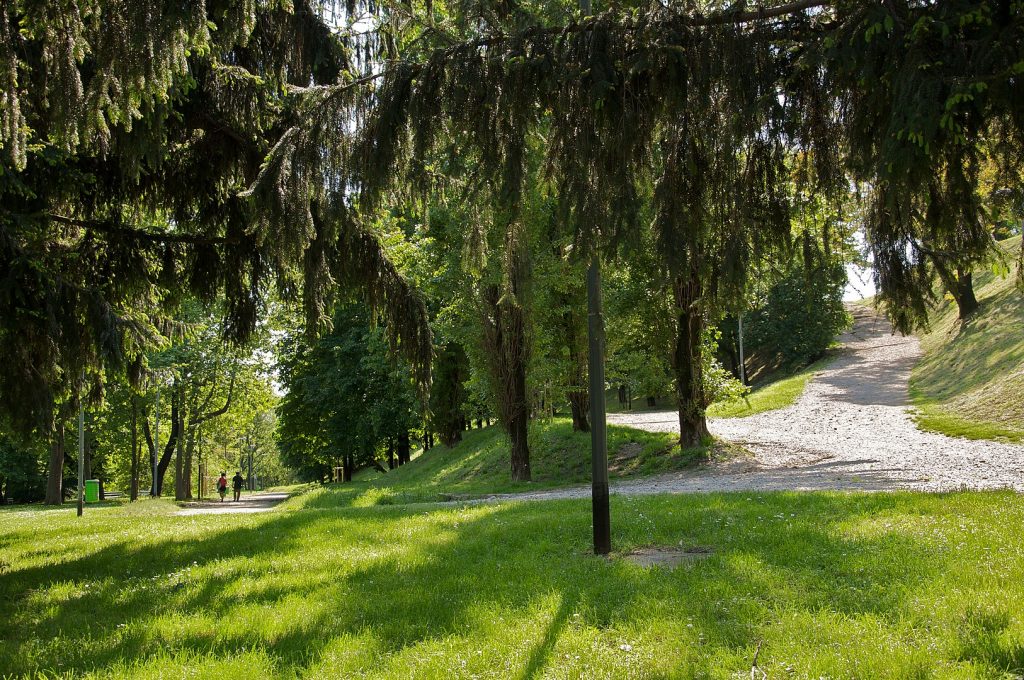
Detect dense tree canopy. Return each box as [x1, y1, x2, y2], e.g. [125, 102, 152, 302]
[2, 0, 1022, 490]
[0, 0, 429, 435]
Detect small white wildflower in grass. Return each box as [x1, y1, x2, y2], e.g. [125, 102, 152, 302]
[619, 644, 632, 652]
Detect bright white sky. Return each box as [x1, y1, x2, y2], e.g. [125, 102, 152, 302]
[844, 262, 875, 301]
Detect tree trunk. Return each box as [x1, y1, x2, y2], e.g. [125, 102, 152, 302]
[154, 390, 179, 496]
[953, 269, 980, 319]
[564, 307, 589, 432]
[387, 438, 395, 469]
[568, 392, 589, 432]
[343, 453, 353, 482]
[489, 293, 531, 480]
[673, 273, 709, 449]
[482, 273, 532, 482]
[183, 425, 196, 499]
[130, 396, 140, 501]
[506, 310, 532, 481]
[931, 255, 980, 320]
[397, 430, 411, 465]
[509, 400, 530, 482]
[44, 420, 65, 505]
[174, 403, 188, 501]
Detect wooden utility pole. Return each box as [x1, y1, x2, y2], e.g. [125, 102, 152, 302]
[152, 382, 160, 496]
[579, 0, 610, 556]
[738, 313, 747, 385]
[588, 255, 611, 554]
[77, 375, 85, 517]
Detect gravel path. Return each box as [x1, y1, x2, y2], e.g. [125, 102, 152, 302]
[483, 307, 1024, 502]
[175, 492, 290, 515]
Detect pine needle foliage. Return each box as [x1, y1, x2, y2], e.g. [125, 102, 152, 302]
[0, 0, 431, 432]
[338, 0, 1024, 328]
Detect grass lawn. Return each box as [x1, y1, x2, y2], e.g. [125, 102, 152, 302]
[706, 355, 833, 419]
[911, 235, 1024, 443]
[331, 418, 692, 506]
[3, 490, 1024, 678]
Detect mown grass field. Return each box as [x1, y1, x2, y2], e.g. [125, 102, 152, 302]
[911, 235, 1024, 442]
[2, 490, 1024, 678]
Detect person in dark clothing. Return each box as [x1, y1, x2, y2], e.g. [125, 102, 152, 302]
[232, 471, 244, 502]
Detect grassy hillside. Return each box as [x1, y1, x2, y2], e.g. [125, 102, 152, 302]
[4, 491, 1024, 678]
[306, 418, 707, 507]
[706, 354, 834, 418]
[911, 235, 1024, 442]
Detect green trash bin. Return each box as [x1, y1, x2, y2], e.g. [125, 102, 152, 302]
[84, 479, 100, 503]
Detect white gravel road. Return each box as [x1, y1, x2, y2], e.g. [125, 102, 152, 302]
[486, 307, 1024, 502]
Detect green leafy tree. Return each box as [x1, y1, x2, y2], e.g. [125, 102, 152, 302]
[277, 304, 420, 482]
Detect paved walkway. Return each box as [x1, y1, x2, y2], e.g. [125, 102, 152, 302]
[482, 308, 1024, 502]
[175, 492, 290, 515]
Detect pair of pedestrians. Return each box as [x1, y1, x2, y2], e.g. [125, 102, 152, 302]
[216, 471, 245, 502]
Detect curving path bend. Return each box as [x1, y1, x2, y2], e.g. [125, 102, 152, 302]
[487, 307, 1024, 503]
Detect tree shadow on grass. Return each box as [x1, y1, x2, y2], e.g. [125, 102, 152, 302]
[0, 492, 1003, 677]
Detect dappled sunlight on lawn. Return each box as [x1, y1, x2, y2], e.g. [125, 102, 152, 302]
[2, 492, 1024, 677]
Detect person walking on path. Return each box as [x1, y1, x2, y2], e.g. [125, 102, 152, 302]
[217, 472, 228, 502]
[232, 471, 244, 502]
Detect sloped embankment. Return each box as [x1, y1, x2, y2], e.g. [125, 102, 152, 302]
[911, 235, 1024, 442]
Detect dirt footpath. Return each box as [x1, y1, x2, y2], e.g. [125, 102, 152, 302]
[492, 308, 1024, 503]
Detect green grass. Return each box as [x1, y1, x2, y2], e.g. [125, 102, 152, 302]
[707, 355, 833, 419]
[309, 418, 697, 507]
[3, 490, 1024, 678]
[911, 235, 1024, 442]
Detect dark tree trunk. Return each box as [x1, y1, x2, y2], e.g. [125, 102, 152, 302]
[154, 391, 180, 496]
[506, 313, 531, 481]
[617, 385, 626, 404]
[130, 397, 140, 501]
[953, 269, 980, 318]
[673, 273, 709, 449]
[564, 307, 589, 432]
[509, 401, 530, 482]
[174, 399, 187, 500]
[724, 340, 740, 381]
[387, 438, 395, 469]
[397, 430, 411, 465]
[481, 279, 532, 482]
[931, 255, 980, 320]
[44, 421, 65, 505]
[343, 454, 353, 482]
[646, 396, 656, 408]
[569, 392, 589, 433]
[182, 426, 196, 499]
